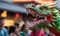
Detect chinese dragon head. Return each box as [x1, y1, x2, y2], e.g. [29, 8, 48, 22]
[26, 1, 60, 32]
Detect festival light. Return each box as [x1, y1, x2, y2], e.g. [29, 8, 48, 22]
[15, 13, 20, 18]
[1, 10, 7, 17]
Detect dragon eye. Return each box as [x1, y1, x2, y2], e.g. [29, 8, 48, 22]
[32, 5, 35, 7]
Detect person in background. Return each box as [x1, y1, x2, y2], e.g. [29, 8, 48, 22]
[4, 26, 9, 32]
[20, 24, 32, 36]
[9, 26, 20, 36]
[14, 23, 19, 28]
[0, 17, 9, 36]
[4, 26, 8, 30]
[14, 23, 21, 32]
[14, 23, 21, 36]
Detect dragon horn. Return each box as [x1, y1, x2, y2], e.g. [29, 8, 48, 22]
[43, 1, 57, 8]
[48, 1, 57, 8]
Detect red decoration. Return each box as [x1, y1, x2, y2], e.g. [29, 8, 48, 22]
[50, 27, 60, 36]
[15, 13, 20, 18]
[46, 15, 52, 22]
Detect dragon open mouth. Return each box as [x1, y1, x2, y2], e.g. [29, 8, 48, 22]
[26, 8, 48, 27]
[25, 4, 55, 29]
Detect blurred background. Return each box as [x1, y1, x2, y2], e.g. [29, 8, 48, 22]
[0, 0, 60, 36]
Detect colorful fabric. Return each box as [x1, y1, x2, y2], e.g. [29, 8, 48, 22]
[30, 29, 45, 36]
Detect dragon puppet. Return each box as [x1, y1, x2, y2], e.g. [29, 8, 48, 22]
[26, 0, 60, 33]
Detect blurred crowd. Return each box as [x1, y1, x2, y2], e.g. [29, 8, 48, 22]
[0, 17, 55, 36]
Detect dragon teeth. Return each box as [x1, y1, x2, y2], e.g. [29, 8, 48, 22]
[36, 14, 38, 17]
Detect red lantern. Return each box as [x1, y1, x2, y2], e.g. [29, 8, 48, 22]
[15, 13, 20, 18]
